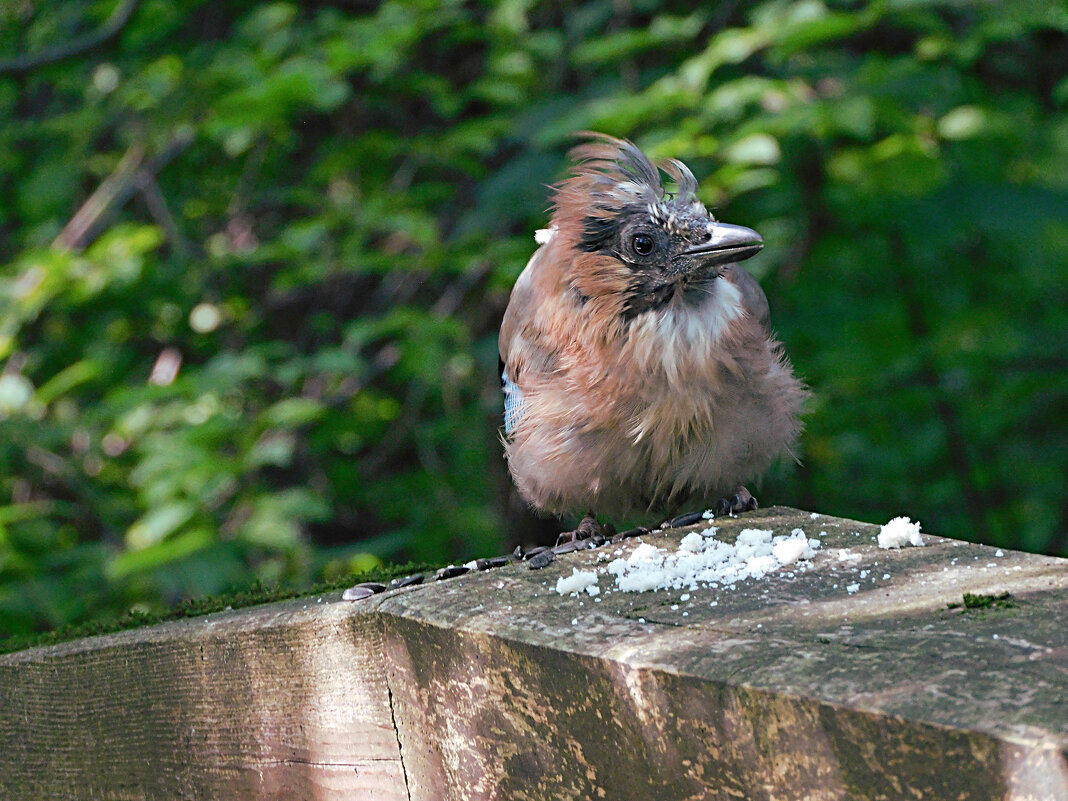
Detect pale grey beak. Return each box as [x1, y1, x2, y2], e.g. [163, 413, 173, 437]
[682, 222, 764, 266]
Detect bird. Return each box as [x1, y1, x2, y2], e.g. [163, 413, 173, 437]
[499, 133, 806, 537]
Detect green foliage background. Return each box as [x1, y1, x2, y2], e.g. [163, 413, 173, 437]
[1, 0, 1065, 637]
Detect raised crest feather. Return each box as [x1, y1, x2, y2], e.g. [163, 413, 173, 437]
[555, 133, 702, 217]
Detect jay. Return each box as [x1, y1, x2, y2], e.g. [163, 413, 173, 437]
[500, 134, 806, 532]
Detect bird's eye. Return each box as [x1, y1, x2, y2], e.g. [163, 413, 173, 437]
[631, 234, 654, 256]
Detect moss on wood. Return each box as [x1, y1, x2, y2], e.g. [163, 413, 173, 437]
[0, 561, 436, 655]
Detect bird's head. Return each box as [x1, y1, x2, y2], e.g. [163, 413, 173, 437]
[550, 133, 763, 318]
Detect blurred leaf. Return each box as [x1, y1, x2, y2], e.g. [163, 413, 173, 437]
[126, 501, 197, 550]
[2, 0, 1066, 642]
[107, 528, 214, 580]
[572, 13, 705, 66]
[35, 360, 102, 406]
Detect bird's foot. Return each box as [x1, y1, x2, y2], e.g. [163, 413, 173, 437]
[714, 486, 759, 516]
[555, 513, 611, 550]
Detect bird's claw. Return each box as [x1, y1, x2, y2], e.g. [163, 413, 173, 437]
[555, 514, 610, 548]
[526, 515, 612, 568]
[714, 487, 758, 516]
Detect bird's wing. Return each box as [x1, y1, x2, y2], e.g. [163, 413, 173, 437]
[721, 263, 770, 330]
[500, 362, 525, 437]
[498, 258, 533, 370]
[499, 246, 555, 436]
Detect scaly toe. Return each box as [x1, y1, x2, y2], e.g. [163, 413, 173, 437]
[714, 486, 759, 515]
[555, 513, 606, 547]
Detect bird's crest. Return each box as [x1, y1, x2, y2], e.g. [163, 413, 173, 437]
[551, 133, 707, 249]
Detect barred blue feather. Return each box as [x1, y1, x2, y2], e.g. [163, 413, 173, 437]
[501, 368, 524, 436]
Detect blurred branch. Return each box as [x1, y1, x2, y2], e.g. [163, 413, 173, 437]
[355, 266, 491, 477]
[0, 0, 143, 77]
[895, 233, 989, 541]
[54, 131, 193, 252]
[54, 145, 145, 252]
[23, 446, 120, 547]
[778, 147, 828, 283]
[1051, 496, 1068, 557]
[708, 0, 745, 31]
[138, 175, 192, 257]
[430, 262, 492, 319]
[227, 139, 269, 218]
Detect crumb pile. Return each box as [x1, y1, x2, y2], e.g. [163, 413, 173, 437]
[877, 516, 924, 549]
[556, 526, 820, 596]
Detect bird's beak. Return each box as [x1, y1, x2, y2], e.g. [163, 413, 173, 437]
[681, 222, 764, 267]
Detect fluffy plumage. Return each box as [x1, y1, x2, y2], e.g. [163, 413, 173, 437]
[500, 133, 806, 518]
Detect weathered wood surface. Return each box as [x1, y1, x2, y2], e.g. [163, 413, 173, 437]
[1, 507, 1065, 800]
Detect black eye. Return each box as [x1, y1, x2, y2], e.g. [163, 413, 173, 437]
[631, 233, 654, 256]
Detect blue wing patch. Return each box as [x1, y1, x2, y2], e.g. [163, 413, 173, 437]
[502, 367, 525, 437]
